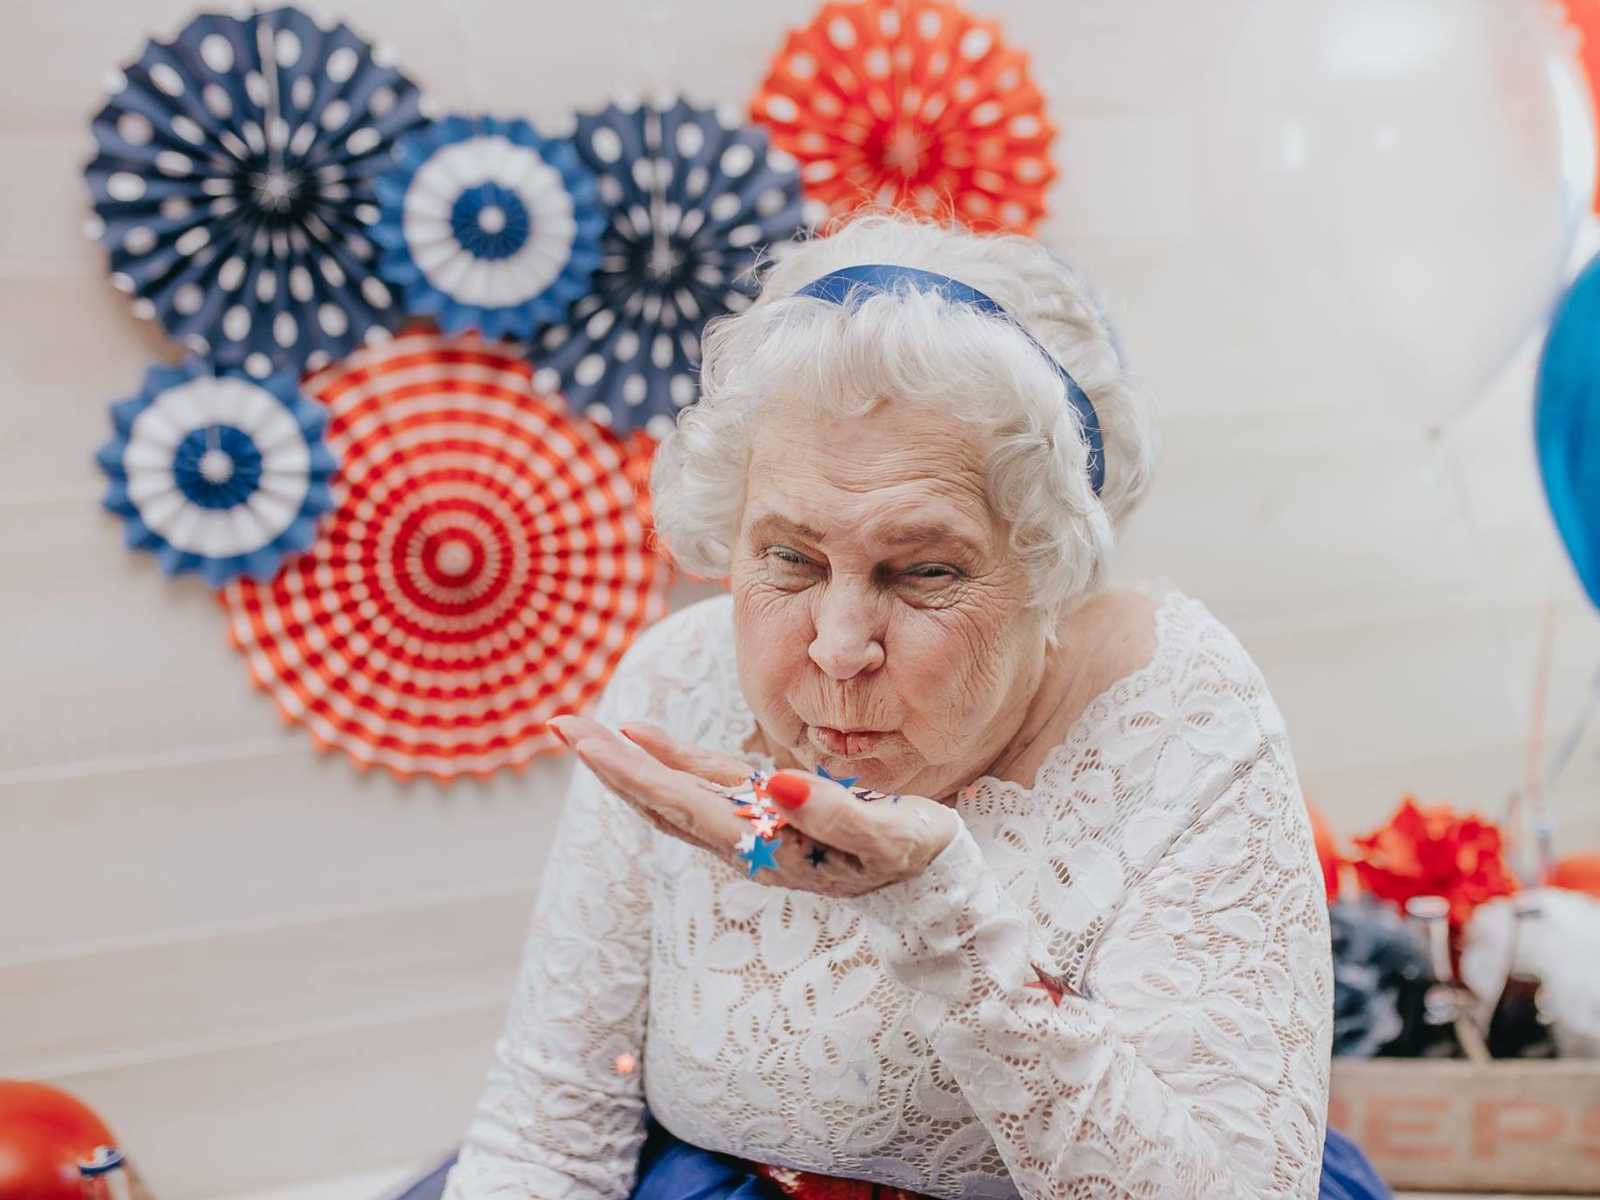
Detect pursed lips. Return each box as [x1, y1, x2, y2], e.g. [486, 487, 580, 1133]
[809, 724, 894, 758]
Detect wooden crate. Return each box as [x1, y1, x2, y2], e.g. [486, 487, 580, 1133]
[1328, 1059, 1600, 1194]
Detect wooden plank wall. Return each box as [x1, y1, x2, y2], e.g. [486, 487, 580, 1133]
[3, 2, 1597, 1195]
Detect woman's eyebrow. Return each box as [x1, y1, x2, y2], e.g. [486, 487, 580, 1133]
[875, 520, 986, 556]
[747, 514, 826, 544]
[748, 513, 985, 558]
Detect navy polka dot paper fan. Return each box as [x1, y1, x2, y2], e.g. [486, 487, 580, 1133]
[372, 114, 607, 341]
[529, 95, 809, 437]
[84, 5, 427, 378]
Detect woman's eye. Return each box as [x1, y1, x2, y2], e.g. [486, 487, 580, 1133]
[760, 548, 959, 589]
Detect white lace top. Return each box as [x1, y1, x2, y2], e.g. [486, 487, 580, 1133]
[444, 590, 1333, 1200]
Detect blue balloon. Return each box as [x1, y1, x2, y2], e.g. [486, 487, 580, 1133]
[1537, 252, 1600, 611]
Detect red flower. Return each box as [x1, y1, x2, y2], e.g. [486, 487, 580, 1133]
[1306, 799, 1343, 904]
[1350, 796, 1518, 927]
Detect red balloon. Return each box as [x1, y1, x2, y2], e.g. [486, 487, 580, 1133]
[1550, 851, 1600, 897]
[0, 1081, 118, 1200]
[1557, 0, 1600, 212]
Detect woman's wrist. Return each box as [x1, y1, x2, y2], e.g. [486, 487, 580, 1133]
[842, 813, 984, 932]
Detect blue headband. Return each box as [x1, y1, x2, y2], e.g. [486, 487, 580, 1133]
[793, 263, 1106, 496]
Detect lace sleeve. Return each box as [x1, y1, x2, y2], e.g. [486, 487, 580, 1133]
[845, 609, 1333, 1198]
[443, 647, 662, 1200]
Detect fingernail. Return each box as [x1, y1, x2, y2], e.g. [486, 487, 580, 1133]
[767, 773, 810, 809]
[549, 721, 571, 746]
[620, 726, 644, 745]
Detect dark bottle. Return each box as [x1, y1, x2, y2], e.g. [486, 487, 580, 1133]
[1404, 895, 1490, 1060]
[1372, 902, 1435, 1058]
[1486, 895, 1560, 1060]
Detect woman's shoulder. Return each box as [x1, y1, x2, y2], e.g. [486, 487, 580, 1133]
[1052, 581, 1287, 759]
[1087, 581, 1273, 688]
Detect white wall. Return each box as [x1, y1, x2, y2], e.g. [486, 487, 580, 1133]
[4, 2, 1598, 1195]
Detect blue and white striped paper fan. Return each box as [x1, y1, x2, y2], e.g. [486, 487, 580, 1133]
[372, 114, 606, 340]
[96, 359, 337, 587]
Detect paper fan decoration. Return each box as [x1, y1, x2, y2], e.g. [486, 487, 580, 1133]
[217, 331, 668, 781]
[751, 0, 1057, 233]
[529, 96, 808, 436]
[373, 115, 606, 340]
[84, 6, 428, 377]
[96, 359, 336, 586]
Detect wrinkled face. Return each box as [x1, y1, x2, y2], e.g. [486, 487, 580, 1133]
[731, 398, 1049, 800]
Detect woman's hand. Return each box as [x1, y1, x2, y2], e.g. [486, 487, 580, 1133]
[548, 715, 959, 898]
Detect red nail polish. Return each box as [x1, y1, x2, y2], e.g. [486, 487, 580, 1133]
[549, 723, 570, 746]
[767, 773, 810, 809]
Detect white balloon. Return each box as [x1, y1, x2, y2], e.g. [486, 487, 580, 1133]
[1195, 0, 1595, 426]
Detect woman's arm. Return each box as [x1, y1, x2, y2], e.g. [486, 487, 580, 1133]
[844, 642, 1334, 1198]
[443, 668, 659, 1199]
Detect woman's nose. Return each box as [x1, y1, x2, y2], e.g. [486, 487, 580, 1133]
[808, 587, 886, 680]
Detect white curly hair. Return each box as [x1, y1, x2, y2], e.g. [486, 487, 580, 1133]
[650, 209, 1156, 621]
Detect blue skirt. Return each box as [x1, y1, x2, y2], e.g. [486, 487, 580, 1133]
[395, 1120, 1390, 1199]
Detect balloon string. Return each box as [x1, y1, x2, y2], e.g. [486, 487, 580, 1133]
[1544, 665, 1600, 806]
[1520, 595, 1558, 883]
[1429, 424, 1536, 814]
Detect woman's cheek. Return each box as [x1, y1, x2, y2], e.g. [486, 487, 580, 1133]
[898, 601, 1015, 735]
[734, 586, 811, 703]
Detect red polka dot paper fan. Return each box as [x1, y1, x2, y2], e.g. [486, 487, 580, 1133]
[752, 0, 1058, 233]
[216, 330, 669, 782]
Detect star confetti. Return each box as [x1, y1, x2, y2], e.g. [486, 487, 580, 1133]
[614, 1052, 637, 1074]
[806, 843, 829, 869]
[1024, 963, 1069, 1006]
[816, 764, 860, 789]
[850, 785, 896, 803]
[815, 762, 899, 802]
[739, 832, 783, 878]
[724, 768, 791, 878]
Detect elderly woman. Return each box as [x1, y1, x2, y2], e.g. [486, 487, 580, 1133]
[441, 212, 1340, 1200]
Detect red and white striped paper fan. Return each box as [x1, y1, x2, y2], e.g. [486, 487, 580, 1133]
[217, 331, 669, 782]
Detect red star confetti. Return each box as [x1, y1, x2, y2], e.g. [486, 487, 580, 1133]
[614, 1052, 637, 1075]
[723, 769, 791, 877]
[1024, 963, 1069, 1006]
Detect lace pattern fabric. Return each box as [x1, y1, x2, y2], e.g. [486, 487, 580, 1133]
[443, 590, 1333, 1200]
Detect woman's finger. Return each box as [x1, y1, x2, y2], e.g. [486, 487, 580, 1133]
[618, 721, 754, 787]
[571, 731, 743, 850]
[766, 769, 957, 884]
[551, 714, 911, 893]
[764, 770, 875, 852]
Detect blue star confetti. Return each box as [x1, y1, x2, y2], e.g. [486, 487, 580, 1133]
[738, 832, 782, 878]
[815, 764, 859, 789]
